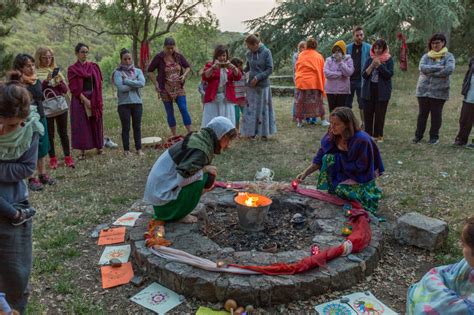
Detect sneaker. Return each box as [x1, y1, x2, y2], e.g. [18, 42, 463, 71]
[297, 122, 302, 128]
[28, 178, 43, 191]
[452, 140, 466, 147]
[64, 156, 75, 168]
[49, 156, 58, 169]
[11, 206, 36, 226]
[428, 138, 439, 145]
[376, 136, 384, 143]
[311, 117, 319, 125]
[412, 137, 422, 144]
[321, 119, 330, 127]
[104, 137, 119, 149]
[39, 174, 56, 185]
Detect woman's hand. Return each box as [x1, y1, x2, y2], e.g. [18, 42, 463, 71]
[212, 60, 220, 70]
[373, 58, 381, 68]
[296, 172, 306, 182]
[250, 77, 258, 87]
[82, 98, 91, 109]
[203, 165, 218, 177]
[178, 74, 186, 83]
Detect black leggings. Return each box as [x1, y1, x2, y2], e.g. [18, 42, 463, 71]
[117, 103, 143, 151]
[327, 94, 349, 112]
[47, 111, 70, 157]
[415, 97, 445, 141]
[364, 83, 389, 138]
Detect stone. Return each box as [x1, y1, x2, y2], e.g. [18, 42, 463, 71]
[394, 212, 448, 251]
[131, 275, 145, 287]
[90, 223, 109, 238]
[109, 258, 122, 267]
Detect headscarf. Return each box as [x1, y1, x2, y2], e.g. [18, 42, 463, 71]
[428, 47, 448, 61]
[206, 116, 235, 139]
[0, 106, 44, 160]
[370, 46, 392, 63]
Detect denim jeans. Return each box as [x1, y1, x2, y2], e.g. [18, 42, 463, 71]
[163, 95, 192, 128]
[0, 217, 32, 314]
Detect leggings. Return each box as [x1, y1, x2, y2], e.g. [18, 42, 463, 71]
[117, 103, 143, 151]
[47, 111, 70, 157]
[163, 95, 192, 128]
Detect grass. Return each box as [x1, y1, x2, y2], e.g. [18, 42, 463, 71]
[26, 66, 472, 313]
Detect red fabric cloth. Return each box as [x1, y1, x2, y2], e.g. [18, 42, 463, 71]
[140, 41, 150, 71]
[397, 33, 408, 72]
[201, 62, 242, 104]
[67, 61, 103, 118]
[231, 216, 371, 275]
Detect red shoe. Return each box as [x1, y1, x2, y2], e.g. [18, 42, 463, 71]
[49, 156, 58, 169]
[64, 156, 75, 168]
[28, 178, 44, 191]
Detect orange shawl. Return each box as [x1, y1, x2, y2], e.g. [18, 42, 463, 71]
[295, 49, 325, 94]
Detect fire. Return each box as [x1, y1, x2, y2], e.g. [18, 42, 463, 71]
[244, 194, 259, 207]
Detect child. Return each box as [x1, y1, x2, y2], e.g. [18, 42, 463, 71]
[406, 216, 474, 314]
[453, 57, 474, 148]
[230, 57, 246, 133]
[0, 72, 43, 314]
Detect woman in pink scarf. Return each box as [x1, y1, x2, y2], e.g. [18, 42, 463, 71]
[67, 43, 104, 159]
[361, 39, 394, 142]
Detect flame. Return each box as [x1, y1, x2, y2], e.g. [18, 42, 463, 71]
[244, 193, 259, 207]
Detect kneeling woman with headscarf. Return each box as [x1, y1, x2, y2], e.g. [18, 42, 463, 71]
[144, 117, 237, 223]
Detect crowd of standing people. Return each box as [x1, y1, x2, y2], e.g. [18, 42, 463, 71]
[0, 24, 473, 313]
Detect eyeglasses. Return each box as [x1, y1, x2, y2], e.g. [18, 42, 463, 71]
[79, 50, 89, 54]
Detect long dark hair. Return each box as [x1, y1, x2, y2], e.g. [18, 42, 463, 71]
[0, 71, 31, 119]
[329, 107, 361, 140]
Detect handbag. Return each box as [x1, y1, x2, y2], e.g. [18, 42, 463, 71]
[43, 88, 69, 118]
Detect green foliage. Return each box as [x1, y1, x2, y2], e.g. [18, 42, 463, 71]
[247, 0, 467, 67]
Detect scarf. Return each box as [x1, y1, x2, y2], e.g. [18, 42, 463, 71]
[116, 64, 136, 79]
[370, 46, 392, 63]
[36, 67, 66, 85]
[428, 47, 448, 61]
[0, 106, 44, 161]
[68, 61, 103, 118]
[21, 74, 37, 85]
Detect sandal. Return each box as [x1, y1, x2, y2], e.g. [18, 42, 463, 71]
[78, 152, 86, 160]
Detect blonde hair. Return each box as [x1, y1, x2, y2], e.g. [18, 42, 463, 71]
[245, 33, 260, 45]
[34, 46, 56, 69]
[297, 41, 306, 51]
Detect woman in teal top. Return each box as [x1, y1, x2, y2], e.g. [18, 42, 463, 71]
[113, 48, 146, 155]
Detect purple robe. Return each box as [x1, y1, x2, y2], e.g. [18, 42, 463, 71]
[67, 61, 104, 150]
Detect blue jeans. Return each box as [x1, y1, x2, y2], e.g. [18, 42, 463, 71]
[346, 79, 365, 109]
[0, 215, 32, 314]
[163, 95, 192, 128]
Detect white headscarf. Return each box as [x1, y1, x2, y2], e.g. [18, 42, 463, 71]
[206, 116, 235, 139]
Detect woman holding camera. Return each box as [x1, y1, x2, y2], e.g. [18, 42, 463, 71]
[201, 45, 241, 127]
[35, 46, 74, 169]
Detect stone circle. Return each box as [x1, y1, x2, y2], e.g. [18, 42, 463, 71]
[130, 185, 384, 306]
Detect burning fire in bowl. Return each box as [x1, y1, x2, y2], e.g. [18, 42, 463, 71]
[234, 192, 272, 232]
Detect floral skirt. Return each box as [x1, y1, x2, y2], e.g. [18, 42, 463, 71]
[294, 89, 325, 120]
[316, 154, 382, 214]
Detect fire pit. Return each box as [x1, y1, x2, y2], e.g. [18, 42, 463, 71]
[234, 192, 272, 232]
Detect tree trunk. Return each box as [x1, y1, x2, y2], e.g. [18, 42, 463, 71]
[132, 37, 139, 66]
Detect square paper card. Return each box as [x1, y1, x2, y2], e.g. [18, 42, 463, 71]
[98, 244, 131, 265]
[131, 282, 185, 314]
[315, 291, 399, 315]
[101, 262, 134, 289]
[113, 212, 142, 227]
[97, 227, 126, 245]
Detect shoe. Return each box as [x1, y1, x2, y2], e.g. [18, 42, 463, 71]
[49, 156, 58, 169]
[11, 206, 36, 226]
[104, 137, 119, 149]
[428, 138, 439, 145]
[321, 119, 330, 127]
[39, 174, 56, 185]
[136, 150, 145, 156]
[297, 122, 302, 128]
[412, 137, 422, 144]
[64, 156, 75, 168]
[376, 136, 384, 143]
[311, 118, 319, 125]
[28, 178, 44, 191]
[452, 140, 466, 147]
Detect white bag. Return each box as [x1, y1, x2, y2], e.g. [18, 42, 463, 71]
[43, 88, 69, 118]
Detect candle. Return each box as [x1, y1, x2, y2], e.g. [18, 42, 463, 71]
[291, 180, 299, 190]
[344, 210, 352, 217]
[216, 260, 226, 268]
[342, 227, 352, 236]
[310, 244, 320, 256]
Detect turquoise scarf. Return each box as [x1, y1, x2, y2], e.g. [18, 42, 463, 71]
[0, 106, 44, 161]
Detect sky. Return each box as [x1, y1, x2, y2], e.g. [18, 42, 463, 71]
[208, 0, 276, 33]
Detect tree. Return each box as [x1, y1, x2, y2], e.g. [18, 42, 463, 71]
[246, 0, 465, 68]
[64, 0, 212, 70]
